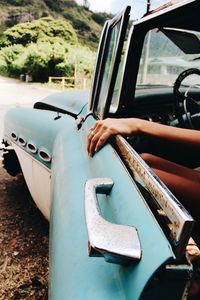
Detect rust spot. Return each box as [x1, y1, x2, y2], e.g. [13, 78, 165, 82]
[115, 135, 184, 245]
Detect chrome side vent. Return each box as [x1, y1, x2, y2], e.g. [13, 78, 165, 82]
[18, 136, 26, 147]
[39, 148, 51, 162]
[27, 142, 37, 154]
[11, 132, 18, 141]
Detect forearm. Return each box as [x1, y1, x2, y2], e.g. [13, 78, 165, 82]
[135, 118, 200, 148]
[87, 117, 200, 157]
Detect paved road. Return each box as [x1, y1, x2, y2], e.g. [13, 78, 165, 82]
[0, 76, 57, 139]
[0, 76, 51, 298]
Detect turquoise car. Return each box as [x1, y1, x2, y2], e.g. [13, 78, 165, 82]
[2, 0, 200, 298]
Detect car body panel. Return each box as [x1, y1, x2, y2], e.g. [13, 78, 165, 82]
[12, 144, 51, 219]
[34, 89, 89, 116]
[2, 1, 199, 299]
[50, 115, 176, 299]
[4, 107, 77, 219]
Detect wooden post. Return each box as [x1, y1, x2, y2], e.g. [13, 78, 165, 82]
[61, 77, 65, 90]
[83, 78, 86, 89]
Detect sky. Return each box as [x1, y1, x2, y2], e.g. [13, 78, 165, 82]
[76, 0, 166, 19]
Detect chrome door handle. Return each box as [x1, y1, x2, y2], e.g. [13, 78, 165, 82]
[84, 178, 141, 264]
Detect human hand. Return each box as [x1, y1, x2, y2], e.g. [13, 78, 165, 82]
[87, 118, 139, 157]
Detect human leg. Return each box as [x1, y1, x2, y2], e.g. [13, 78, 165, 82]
[140, 153, 200, 219]
[131, 136, 200, 168]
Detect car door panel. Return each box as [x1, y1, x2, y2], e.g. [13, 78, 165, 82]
[2, 3, 197, 299]
[50, 115, 176, 299]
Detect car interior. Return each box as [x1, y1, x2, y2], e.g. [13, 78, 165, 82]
[102, 5, 200, 261]
[128, 27, 200, 170]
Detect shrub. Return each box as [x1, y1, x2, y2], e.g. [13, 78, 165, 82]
[21, 41, 70, 81]
[91, 12, 109, 25]
[0, 38, 96, 81]
[72, 19, 90, 32]
[43, 0, 61, 12]
[6, 0, 30, 6]
[43, 0, 77, 11]
[0, 14, 96, 82]
[89, 32, 98, 43]
[0, 17, 78, 47]
[0, 44, 24, 76]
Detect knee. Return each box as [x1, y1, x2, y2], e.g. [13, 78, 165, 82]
[140, 153, 156, 167]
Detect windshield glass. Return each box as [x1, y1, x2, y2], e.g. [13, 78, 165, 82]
[137, 28, 200, 87]
[96, 21, 121, 117]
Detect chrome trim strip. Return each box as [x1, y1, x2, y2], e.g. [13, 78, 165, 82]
[27, 141, 38, 154]
[7, 139, 51, 171]
[39, 148, 51, 163]
[11, 131, 18, 141]
[115, 135, 194, 259]
[18, 136, 26, 147]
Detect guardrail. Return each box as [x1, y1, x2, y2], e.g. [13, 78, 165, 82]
[48, 76, 91, 89]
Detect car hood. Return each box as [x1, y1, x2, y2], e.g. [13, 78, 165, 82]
[34, 89, 89, 117]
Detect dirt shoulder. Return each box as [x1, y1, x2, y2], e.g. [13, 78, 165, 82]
[0, 154, 49, 300]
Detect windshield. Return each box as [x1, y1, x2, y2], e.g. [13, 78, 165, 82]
[137, 28, 200, 87]
[96, 22, 120, 116]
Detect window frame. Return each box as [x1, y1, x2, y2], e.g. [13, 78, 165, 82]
[89, 6, 130, 119]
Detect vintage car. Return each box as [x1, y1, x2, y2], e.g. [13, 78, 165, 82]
[2, 0, 200, 299]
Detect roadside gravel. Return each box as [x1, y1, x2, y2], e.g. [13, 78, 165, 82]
[0, 76, 54, 300]
[0, 157, 49, 300]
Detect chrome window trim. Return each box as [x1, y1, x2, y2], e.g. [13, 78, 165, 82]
[89, 6, 130, 119]
[115, 135, 194, 259]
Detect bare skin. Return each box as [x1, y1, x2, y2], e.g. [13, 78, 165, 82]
[87, 118, 200, 218]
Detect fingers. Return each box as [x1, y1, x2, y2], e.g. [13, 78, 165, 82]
[87, 124, 96, 156]
[87, 118, 139, 157]
[94, 132, 110, 153]
[87, 121, 111, 157]
[87, 131, 110, 156]
[87, 123, 101, 156]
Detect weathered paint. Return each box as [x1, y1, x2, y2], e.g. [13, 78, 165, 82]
[115, 135, 194, 259]
[12, 143, 51, 219]
[84, 177, 141, 264]
[34, 89, 89, 115]
[3, 107, 77, 219]
[49, 115, 187, 300]
[3, 106, 193, 299]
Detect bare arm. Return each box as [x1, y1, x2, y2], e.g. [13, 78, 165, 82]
[87, 118, 200, 156]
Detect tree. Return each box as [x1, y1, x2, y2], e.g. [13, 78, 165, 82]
[0, 17, 78, 47]
[0, 14, 96, 82]
[83, 0, 90, 10]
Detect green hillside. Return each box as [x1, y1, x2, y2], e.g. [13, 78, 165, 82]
[0, 0, 113, 82]
[0, 0, 112, 50]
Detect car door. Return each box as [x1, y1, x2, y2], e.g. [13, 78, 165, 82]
[49, 7, 193, 300]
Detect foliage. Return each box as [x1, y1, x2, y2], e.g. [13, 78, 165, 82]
[91, 12, 111, 26]
[0, 36, 96, 81]
[62, 5, 108, 51]
[43, 0, 77, 11]
[0, 0, 110, 82]
[0, 43, 24, 75]
[5, 0, 30, 5]
[72, 19, 90, 32]
[0, 0, 112, 50]
[0, 17, 78, 47]
[43, 0, 61, 12]
[63, 44, 95, 76]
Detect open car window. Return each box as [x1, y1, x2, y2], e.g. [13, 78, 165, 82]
[137, 27, 200, 88]
[90, 6, 130, 119]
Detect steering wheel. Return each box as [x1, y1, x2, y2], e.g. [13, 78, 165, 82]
[173, 68, 200, 127]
